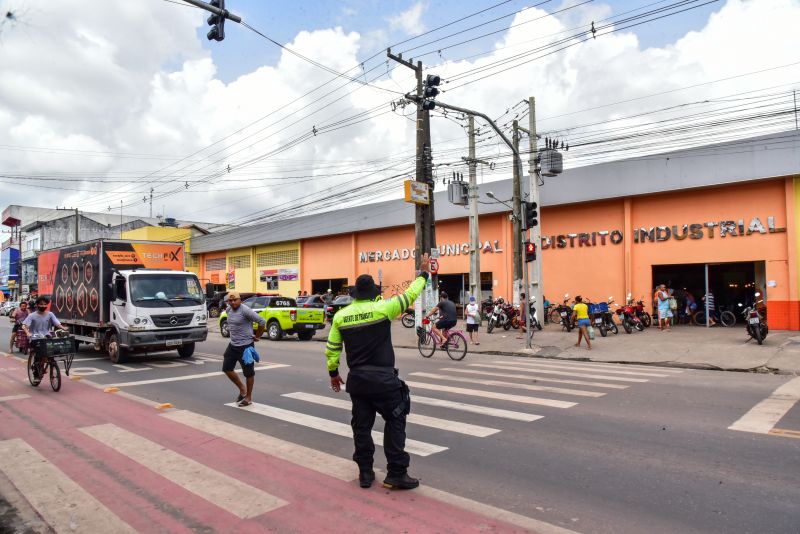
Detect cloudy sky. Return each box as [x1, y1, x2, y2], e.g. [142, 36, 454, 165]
[0, 0, 798, 227]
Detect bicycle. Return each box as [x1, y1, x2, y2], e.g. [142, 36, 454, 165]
[26, 332, 77, 392]
[693, 307, 736, 327]
[416, 319, 468, 361]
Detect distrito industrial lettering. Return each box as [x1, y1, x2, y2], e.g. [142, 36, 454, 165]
[359, 240, 503, 262]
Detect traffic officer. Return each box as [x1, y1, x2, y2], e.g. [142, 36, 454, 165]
[325, 253, 431, 490]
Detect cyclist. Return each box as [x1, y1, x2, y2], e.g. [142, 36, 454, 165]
[9, 301, 29, 352]
[426, 291, 457, 348]
[23, 297, 68, 374]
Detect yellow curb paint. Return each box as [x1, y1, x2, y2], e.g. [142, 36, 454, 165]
[104, 387, 120, 393]
[156, 403, 174, 410]
[769, 428, 800, 440]
[70, 375, 82, 381]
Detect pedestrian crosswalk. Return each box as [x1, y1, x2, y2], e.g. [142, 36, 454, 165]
[221, 357, 685, 459]
[0, 354, 687, 533]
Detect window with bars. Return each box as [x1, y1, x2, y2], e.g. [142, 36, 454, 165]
[230, 255, 251, 269]
[205, 257, 226, 271]
[256, 249, 298, 266]
[184, 253, 199, 267]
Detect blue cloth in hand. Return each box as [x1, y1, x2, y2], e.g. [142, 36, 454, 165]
[242, 346, 260, 365]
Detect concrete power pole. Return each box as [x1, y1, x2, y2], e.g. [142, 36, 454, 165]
[528, 97, 544, 323]
[512, 120, 523, 304]
[387, 49, 438, 321]
[74, 208, 79, 244]
[467, 116, 481, 304]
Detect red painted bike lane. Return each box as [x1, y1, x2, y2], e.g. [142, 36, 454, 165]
[0, 354, 549, 533]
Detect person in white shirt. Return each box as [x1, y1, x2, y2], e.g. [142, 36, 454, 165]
[465, 296, 480, 345]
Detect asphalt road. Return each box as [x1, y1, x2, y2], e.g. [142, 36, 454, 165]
[2, 322, 799, 533]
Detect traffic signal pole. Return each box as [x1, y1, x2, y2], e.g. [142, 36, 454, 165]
[528, 97, 544, 326]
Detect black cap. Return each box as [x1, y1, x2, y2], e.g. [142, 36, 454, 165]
[352, 274, 380, 300]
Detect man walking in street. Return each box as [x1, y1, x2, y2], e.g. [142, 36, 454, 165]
[222, 292, 266, 407]
[325, 254, 431, 490]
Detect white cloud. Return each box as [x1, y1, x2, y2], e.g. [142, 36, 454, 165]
[388, 1, 427, 36]
[0, 0, 799, 226]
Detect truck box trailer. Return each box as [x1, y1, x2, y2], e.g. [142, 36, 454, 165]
[37, 239, 208, 362]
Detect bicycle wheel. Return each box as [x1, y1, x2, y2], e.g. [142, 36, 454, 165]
[446, 333, 468, 361]
[50, 362, 61, 392]
[693, 311, 706, 326]
[401, 314, 415, 328]
[27, 353, 42, 387]
[720, 310, 736, 327]
[418, 332, 436, 358]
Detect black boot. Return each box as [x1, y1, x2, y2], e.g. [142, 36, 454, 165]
[382, 472, 419, 490]
[359, 469, 375, 488]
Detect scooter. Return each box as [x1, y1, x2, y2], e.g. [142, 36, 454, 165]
[738, 292, 768, 345]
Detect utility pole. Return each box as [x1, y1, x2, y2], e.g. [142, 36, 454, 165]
[512, 120, 523, 304]
[387, 48, 438, 323]
[74, 208, 79, 244]
[526, 97, 544, 325]
[149, 187, 154, 218]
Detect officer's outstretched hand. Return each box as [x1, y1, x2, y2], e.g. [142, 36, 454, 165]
[330, 375, 345, 393]
[419, 252, 431, 274]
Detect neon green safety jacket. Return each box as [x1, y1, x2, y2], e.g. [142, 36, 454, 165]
[325, 274, 428, 377]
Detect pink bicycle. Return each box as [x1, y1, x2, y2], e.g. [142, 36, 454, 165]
[417, 319, 468, 361]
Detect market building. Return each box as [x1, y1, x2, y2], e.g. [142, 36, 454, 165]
[190, 131, 800, 330]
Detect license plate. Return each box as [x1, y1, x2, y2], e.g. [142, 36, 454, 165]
[165, 339, 183, 347]
[595, 318, 602, 324]
[748, 317, 760, 324]
[305, 324, 316, 329]
[560, 312, 567, 317]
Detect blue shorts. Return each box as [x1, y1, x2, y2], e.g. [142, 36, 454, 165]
[577, 318, 590, 327]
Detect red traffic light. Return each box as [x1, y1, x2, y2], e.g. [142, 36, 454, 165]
[524, 241, 536, 262]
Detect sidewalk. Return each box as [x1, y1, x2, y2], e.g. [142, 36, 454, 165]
[387, 321, 800, 375]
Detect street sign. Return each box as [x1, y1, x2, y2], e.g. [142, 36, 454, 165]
[429, 258, 439, 274]
[403, 180, 430, 205]
[430, 248, 440, 259]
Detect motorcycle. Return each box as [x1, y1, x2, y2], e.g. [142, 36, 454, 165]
[400, 308, 415, 328]
[738, 292, 768, 345]
[633, 298, 652, 328]
[556, 293, 574, 332]
[601, 297, 619, 335]
[615, 300, 644, 334]
[588, 299, 615, 337]
[486, 298, 509, 333]
[502, 301, 519, 331]
[512, 298, 543, 331]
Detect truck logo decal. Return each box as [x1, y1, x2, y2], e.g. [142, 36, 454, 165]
[169, 316, 179, 326]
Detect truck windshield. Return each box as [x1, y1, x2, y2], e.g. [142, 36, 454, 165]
[129, 274, 205, 308]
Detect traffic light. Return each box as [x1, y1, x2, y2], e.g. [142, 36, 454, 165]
[522, 200, 538, 229]
[207, 0, 226, 42]
[525, 241, 536, 262]
[422, 74, 441, 110]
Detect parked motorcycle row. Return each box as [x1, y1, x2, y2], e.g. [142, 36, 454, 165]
[399, 291, 769, 344]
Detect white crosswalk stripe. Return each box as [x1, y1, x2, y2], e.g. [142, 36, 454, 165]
[406, 381, 577, 408]
[284, 391, 501, 437]
[410, 372, 605, 397]
[464, 364, 649, 382]
[462, 364, 630, 389]
[413, 395, 543, 422]
[493, 359, 684, 374]
[0, 438, 138, 533]
[228, 402, 448, 456]
[498, 360, 672, 377]
[81, 423, 288, 518]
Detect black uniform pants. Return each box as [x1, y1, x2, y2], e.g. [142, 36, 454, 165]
[349, 388, 409, 476]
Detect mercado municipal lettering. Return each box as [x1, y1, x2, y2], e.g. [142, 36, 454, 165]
[359, 240, 504, 263]
[542, 216, 785, 250]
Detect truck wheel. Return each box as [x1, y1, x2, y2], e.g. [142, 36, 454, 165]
[209, 306, 220, 318]
[177, 342, 195, 358]
[297, 331, 314, 341]
[107, 333, 128, 364]
[220, 319, 230, 338]
[267, 321, 284, 341]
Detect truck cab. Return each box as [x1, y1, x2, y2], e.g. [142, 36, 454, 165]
[107, 269, 208, 362]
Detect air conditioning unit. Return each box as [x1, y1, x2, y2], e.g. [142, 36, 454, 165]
[540, 148, 563, 177]
[448, 181, 469, 206]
